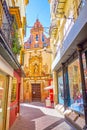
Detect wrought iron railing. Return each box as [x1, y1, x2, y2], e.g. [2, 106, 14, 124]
[0, 0, 12, 48]
[54, 0, 87, 60]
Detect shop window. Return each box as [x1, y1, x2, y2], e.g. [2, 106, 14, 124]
[58, 71, 64, 105]
[82, 52, 87, 90]
[68, 59, 83, 114]
[11, 78, 17, 102]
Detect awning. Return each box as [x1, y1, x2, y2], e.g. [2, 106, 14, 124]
[44, 85, 53, 90]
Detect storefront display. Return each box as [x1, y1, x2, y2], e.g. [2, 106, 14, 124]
[11, 78, 17, 102]
[68, 59, 84, 114]
[82, 53, 87, 91]
[58, 71, 64, 105]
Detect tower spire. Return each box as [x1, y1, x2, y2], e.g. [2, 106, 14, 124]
[36, 14, 39, 21]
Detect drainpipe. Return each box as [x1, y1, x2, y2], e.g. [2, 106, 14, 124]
[77, 45, 87, 130]
[65, 66, 71, 107]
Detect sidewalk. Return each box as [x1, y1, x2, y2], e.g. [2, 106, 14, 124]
[10, 102, 76, 130]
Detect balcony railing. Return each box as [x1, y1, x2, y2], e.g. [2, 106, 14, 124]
[53, 0, 87, 59]
[0, 0, 12, 48]
[0, 0, 20, 51]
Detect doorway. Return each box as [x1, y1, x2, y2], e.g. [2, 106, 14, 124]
[32, 84, 41, 101]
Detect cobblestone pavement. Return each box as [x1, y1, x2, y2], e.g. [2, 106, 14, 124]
[10, 102, 76, 130]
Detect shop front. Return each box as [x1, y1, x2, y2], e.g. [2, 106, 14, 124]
[9, 71, 21, 127]
[0, 56, 13, 130]
[67, 51, 87, 114]
[57, 71, 64, 105]
[68, 58, 83, 113]
[57, 50, 87, 114]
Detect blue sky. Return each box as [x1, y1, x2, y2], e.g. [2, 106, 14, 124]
[24, 0, 50, 41]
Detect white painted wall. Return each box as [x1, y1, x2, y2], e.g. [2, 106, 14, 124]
[0, 56, 13, 77]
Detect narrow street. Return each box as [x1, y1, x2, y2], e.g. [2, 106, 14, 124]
[1, 0, 87, 130]
[10, 102, 76, 130]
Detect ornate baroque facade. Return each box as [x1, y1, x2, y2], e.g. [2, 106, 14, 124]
[23, 19, 52, 102]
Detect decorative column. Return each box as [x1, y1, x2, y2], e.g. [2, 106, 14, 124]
[53, 71, 58, 106]
[62, 63, 70, 109]
[77, 45, 87, 129]
[62, 63, 66, 110]
[17, 83, 20, 114]
[20, 77, 24, 102]
[64, 66, 71, 107]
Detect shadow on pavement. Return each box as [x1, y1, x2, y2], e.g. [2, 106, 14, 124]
[10, 102, 75, 130]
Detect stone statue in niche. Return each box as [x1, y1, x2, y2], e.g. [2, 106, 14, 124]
[34, 63, 39, 74]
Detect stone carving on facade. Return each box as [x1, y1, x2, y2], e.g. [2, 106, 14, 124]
[42, 63, 48, 76]
[24, 64, 30, 77]
[29, 55, 42, 76]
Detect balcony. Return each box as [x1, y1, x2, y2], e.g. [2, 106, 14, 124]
[50, 19, 59, 38]
[52, 0, 66, 18]
[0, 0, 12, 47]
[0, 1, 22, 70]
[9, 7, 22, 29]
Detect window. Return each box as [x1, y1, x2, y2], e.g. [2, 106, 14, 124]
[58, 71, 64, 105]
[11, 78, 17, 102]
[36, 34, 39, 41]
[42, 34, 44, 42]
[43, 43, 47, 47]
[68, 59, 83, 114]
[34, 43, 39, 48]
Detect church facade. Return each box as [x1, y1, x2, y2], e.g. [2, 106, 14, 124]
[23, 19, 52, 102]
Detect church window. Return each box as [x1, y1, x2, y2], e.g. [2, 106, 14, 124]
[43, 43, 47, 47]
[34, 43, 39, 48]
[36, 34, 39, 41]
[42, 34, 44, 42]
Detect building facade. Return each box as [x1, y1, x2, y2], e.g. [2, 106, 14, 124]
[0, 0, 28, 129]
[23, 19, 52, 102]
[49, 0, 87, 129]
